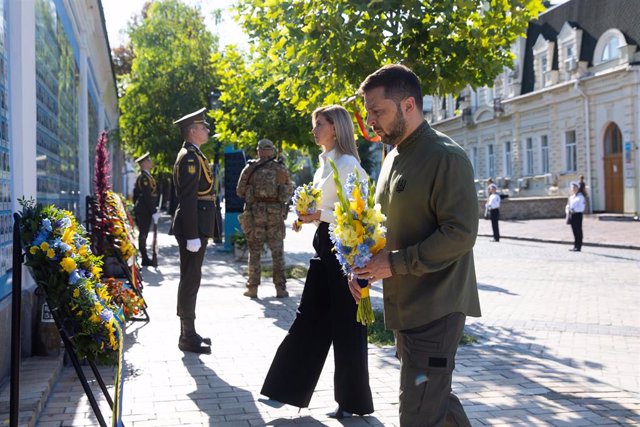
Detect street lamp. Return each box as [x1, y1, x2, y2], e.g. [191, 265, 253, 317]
[208, 89, 223, 243]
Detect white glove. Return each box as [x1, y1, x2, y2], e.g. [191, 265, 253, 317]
[186, 238, 202, 253]
[152, 212, 161, 224]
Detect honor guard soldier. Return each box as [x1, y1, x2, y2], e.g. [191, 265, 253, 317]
[133, 152, 159, 266]
[170, 108, 216, 354]
[237, 138, 294, 299]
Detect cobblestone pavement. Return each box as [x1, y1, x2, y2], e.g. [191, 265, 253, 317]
[33, 215, 640, 426]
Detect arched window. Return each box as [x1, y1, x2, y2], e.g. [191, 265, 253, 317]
[594, 29, 626, 65]
[604, 123, 622, 155]
[601, 37, 620, 62]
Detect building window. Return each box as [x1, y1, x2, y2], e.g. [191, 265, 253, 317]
[471, 147, 478, 178]
[594, 29, 626, 65]
[0, 0, 12, 300]
[601, 37, 620, 62]
[541, 135, 549, 174]
[36, 0, 80, 215]
[524, 138, 534, 175]
[487, 144, 495, 178]
[566, 45, 573, 58]
[504, 141, 512, 177]
[565, 130, 577, 172]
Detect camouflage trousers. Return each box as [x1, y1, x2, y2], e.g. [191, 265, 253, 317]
[247, 224, 286, 288]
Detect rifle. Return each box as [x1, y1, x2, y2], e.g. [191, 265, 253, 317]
[151, 194, 162, 267]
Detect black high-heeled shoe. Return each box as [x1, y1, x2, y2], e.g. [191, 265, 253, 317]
[328, 406, 352, 419]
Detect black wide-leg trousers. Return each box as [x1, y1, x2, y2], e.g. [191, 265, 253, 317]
[261, 222, 374, 415]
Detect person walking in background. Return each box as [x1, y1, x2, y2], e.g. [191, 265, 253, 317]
[133, 152, 160, 266]
[566, 181, 586, 252]
[261, 105, 374, 419]
[236, 138, 294, 299]
[353, 64, 481, 427]
[170, 108, 216, 354]
[485, 183, 501, 242]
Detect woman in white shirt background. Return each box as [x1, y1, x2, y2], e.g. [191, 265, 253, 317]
[485, 183, 501, 242]
[261, 105, 374, 419]
[566, 181, 586, 252]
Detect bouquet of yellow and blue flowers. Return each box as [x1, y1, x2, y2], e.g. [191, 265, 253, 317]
[19, 198, 124, 365]
[328, 160, 386, 325]
[291, 183, 322, 232]
[105, 191, 137, 262]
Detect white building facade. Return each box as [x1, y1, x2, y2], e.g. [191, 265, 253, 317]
[429, 0, 640, 216]
[0, 0, 119, 380]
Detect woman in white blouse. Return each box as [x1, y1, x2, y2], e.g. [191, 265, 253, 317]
[485, 183, 501, 242]
[261, 105, 374, 419]
[566, 181, 586, 251]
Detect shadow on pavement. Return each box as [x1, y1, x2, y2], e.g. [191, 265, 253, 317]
[139, 264, 165, 286]
[253, 296, 297, 331]
[461, 323, 637, 425]
[183, 355, 264, 426]
[477, 282, 519, 295]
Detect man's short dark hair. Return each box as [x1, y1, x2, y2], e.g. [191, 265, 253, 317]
[358, 64, 423, 111]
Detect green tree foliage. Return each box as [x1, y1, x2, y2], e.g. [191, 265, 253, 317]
[211, 47, 312, 154]
[234, 0, 545, 113]
[118, 0, 219, 172]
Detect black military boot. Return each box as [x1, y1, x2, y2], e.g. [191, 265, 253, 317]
[179, 319, 211, 354]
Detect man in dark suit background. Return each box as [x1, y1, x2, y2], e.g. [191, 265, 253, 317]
[133, 152, 159, 266]
[170, 107, 216, 354]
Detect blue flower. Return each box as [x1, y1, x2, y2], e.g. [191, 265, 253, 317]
[60, 242, 71, 253]
[100, 308, 114, 322]
[69, 270, 81, 285]
[32, 230, 48, 246]
[41, 218, 52, 232]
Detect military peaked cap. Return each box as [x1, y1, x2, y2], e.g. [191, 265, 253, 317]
[135, 152, 151, 163]
[174, 107, 210, 129]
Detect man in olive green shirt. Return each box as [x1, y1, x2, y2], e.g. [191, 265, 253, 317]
[353, 64, 481, 426]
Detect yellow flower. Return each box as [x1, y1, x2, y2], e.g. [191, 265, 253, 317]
[352, 220, 365, 238]
[350, 187, 365, 215]
[73, 288, 80, 298]
[92, 265, 102, 279]
[62, 227, 74, 244]
[29, 246, 39, 255]
[370, 237, 387, 255]
[78, 245, 88, 256]
[60, 257, 76, 273]
[40, 242, 50, 251]
[46, 249, 56, 259]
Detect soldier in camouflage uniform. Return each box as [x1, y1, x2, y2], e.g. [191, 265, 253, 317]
[237, 139, 294, 298]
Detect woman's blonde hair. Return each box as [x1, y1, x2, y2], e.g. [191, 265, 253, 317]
[312, 105, 360, 161]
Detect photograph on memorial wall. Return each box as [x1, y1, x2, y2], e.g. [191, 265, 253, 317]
[35, 0, 80, 216]
[0, 0, 11, 300]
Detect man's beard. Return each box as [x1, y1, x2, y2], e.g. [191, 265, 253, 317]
[378, 108, 406, 146]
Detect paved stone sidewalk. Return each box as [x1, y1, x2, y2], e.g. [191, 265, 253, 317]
[24, 216, 640, 426]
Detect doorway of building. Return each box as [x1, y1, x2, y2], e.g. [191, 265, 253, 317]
[603, 123, 623, 213]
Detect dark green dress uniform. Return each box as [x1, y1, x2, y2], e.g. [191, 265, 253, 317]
[133, 154, 157, 265]
[170, 108, 215, 354]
